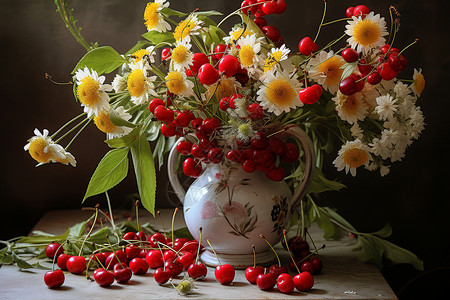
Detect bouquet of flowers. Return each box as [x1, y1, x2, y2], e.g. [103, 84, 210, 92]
[23, 0, 425, 269]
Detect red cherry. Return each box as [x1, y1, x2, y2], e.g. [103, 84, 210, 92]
[245, 266, 264, 284]
[179, 241, 200, 254]
[310, 256, 323, 274]
[191, 144, 207, 160]
[215, 264, 235, 285]
[341, 48, 359, 63]
[163, 250, 177, 262]
[358, 59, 373, 76]
[266, 167, 285, 181]
[226, 149, 246, 164]
[202, 117, 221, 134]
[300, 261, 316, 274]
[45, 242, 64, 259]
[136, 230, 147, 241]
[145, 250, 164, 269]
[293, 272, 314, 291]
[129, 257, 149, 275]
[190, 53, 209, 74]
[154, 267, 172, 284]
[165, 259, 183, 277]
[44, 269, 65, 288]
[247, 103, 264, 120]
[242, 159, 256, 173]
[256, 272, 276, 290]
[208, 147, 224, 164]
[269, 264, 288, 277]
[66, 256, 86, 274]
[381, 44, 399, 54]
[274, 0, 287, 14]
[214, 44, 227, 60]
[282, 143, 299, 162]
[268, 137, 286, 156]
[350, 74, 365, 92]
[93, 268, 115, 287]
[188, 262, 208, 279]
[219, 55, 240, 77]
[114, 265, 132, 284]
[339, 76, 357, 95]
[261, 1, 278, 15]
[198, 63, 219, 85]
[161, 47, 171, 61]
[367, 71, 382, 85]
[183, 158, 202, 177]
[177, 252, 195, 269]
[241, 0, 258, 15]
[250, 132, 268, 149]
[219, 97, 230, 111]
[176, 110, 195, 127]
[299, 84, 323, 105]
[125, 244, 141, 259]
[261, 25, 281, 42]
[298, 37, 318, 56]
[253, 16, 266, 28]
[387, 52, 407, 72]
[176, 140, 193, 155]
[122, 231, 138, 241]
[353, 5, 370, 18]
[56, 253, 71, 270]
[160, 121, 177, 137]
[346, 7, 355, 18]
[377, 62, 398, 81]
[105, 250, 127, 270]
[190, 117, 203, 129]
[234, 67, 249, 85]
[253, 148, 273, 164]
[154, 105, 174, 123]
[277, 273, 294, 293]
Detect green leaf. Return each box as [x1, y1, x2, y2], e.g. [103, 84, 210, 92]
[87, 227, 113, 244]
[0, 253, 14, 264]
[320, 206, 357, 232]
[370, 223, 392, 238]
[109, 108, 136, 128]
[83, 148, 129, 202]
[173, 227, 194, 240]
[306, 167, 346, 194]
[125, 40, 154, 56]
[72, 46, 126, 75]
[195, 10, 223, 17]
[69, 216, 94, 238]
[130, 135, 157, 216]
[142, 31, 175, 45]
[161, 7, 187, 17]
[16, 228, 70, 244]
[154, 134, 166, 170]
[340, 61, 358, 82]
[105, 125, 142, 148]
[11, 253, 34, 269]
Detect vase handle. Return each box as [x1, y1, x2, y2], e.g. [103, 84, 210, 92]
[280, 124, 316, 214]
[167, 137, 187, 204]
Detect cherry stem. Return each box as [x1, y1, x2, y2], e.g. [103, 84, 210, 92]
[104, 191, 119, 242]
[156, 211, 167, 239]
[156, 241, 166, 271]
[313, 0, 327, 43]
[135, 200, 141, 232]
[79, 205, 99, 257]
[398, 38, 419, 56]
[206, 239, 221, 265]
[252, 244, 256, 269]
[171, 207, 179, 244]
[52, 241, 67, 271]
[283, 229, 300, 274]
[259, 234, 281, 267]
[106, 235, 124, 269]
[195, 227, 203, 264]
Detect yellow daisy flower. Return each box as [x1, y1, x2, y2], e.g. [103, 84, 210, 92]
[144, 0, 171, 32]
[333, 139, 372, 177]
[127, 60, 158, 105]
[173, 14, 202, 42]
[307, 50, 346, 94]
[332, 91, 368, 124]
[345, 12, 388, 55]
[75, 67, 112, 117]
[410, 68, 425, 97]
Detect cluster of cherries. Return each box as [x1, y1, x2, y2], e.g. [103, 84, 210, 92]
[240, 0, 287, 45]
[339, 5, 408, 95]
[43, 230, 204, 288]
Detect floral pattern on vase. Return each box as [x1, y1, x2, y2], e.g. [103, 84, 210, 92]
[271, 196, 289, 235]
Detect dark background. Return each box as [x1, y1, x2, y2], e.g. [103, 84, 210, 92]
[1, 0, 449, 297]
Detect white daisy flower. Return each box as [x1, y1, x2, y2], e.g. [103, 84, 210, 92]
[112, 74, 127, 92]
[165, 70, 195, 97]
[94, 106, 133, 139]
[350, 123, 364, 139]
[223, 27, 256, 45]
[127, 60, 158, 105]
[130, 46, 156, 64]
[410, 68, 425, 97]
[263, 44, 290, 75]
[393, 81, 410, 99]
[369, 137, 390, 160]
[237, 34, 262, 74]
[375, 94, 398, 121]
[407, 106, 425, 139]
[333, 139, 372, 177]
[332, 91, 368, 124]
[173, 14, 203, 42]
[170, 39, 194, 72]
[379, 165, 390, 177]
[75, 67, 112, 117]
[345, 12, 389, 55]
[256, 70, 302, 116]
[144, 0, 171, 33]
[24, 129, 55, 164]
[307, 51, 345, 94]
[51, 144, 77, 167]
[360, 81, 381, 110]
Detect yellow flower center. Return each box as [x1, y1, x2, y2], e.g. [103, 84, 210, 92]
[414, 73, 425, 96]
[54, 156, 69, 165]
[131, 49, 149, 62]
[239, 45, 255, 67]
[94, 111, 117, 134]
[342, 147, 368, 168]
[230, 28, 254, 43]
[144, 2, 160, 30]
[318, 56, 345, 87]
[238, 123, 252, 136]
[206, 77, 237, 101]
[28, 138, 52, 163]
[174, 19, 196, 41]
[341, 94, 361, 116]
[166, 71, 185, 94]
[266, 78, 297, 107]
[264, 51, 283, 73]
[172, 45, 189, 64]
[77, 77, 100, 108]
[352, 20, 381, 46]
[127, 69, 146, 97]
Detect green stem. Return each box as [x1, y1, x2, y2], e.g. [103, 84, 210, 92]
[64, 116, 92, 151]
[313, 0, 328, 43]
[50, 112, 87, 139]
[321, 17, 351, 27]
[105, 191, 119, 241]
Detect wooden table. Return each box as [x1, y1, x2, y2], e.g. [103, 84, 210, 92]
[0, 209, 397, 299]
